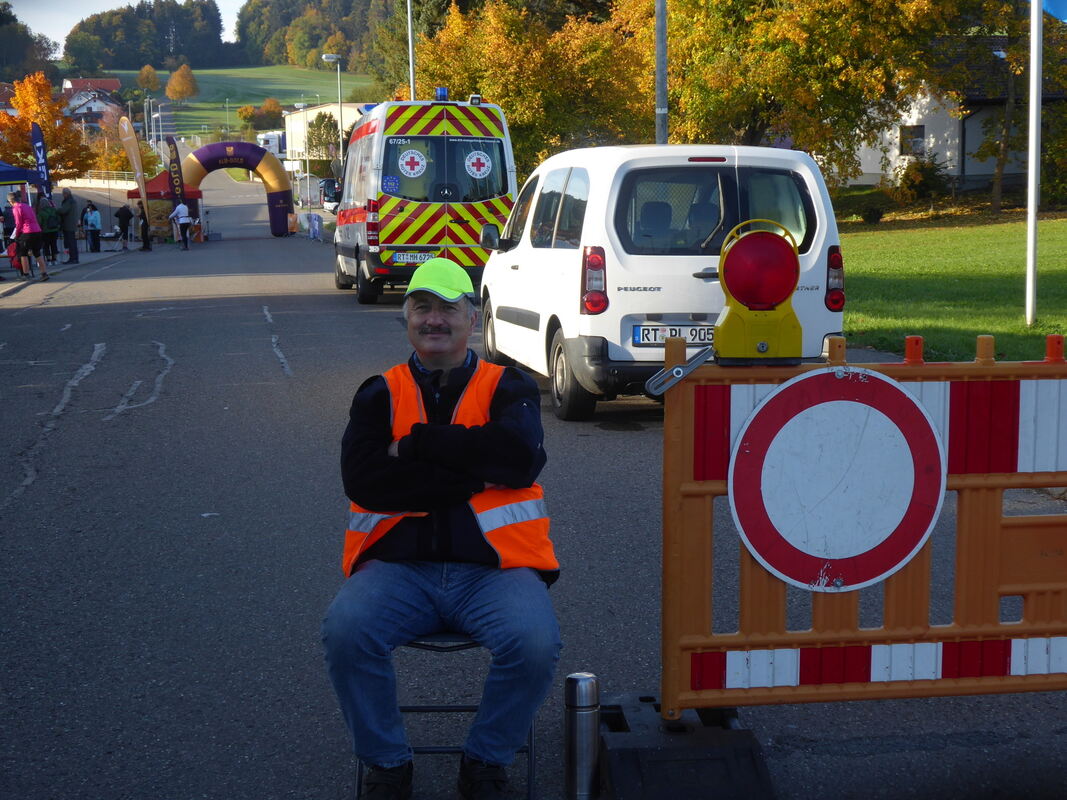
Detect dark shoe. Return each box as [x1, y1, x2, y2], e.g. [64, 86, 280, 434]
[62, 259, 78, 264]
[457, 754, 508, 800]
[360, 761, 412, 799]
[39, 274, 50, 282]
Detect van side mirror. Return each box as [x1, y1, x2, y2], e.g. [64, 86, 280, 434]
[480, 223, 501, 251]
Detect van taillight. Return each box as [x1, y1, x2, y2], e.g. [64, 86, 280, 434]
[581, 246, 608, 314]
[366, 198, 380, 249]
[825, 245, 845, 311]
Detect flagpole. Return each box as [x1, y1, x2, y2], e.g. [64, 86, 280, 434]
[1025, 0, 1042, 326]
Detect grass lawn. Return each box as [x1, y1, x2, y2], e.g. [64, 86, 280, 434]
[113, 65, 379, 138]
[841, 210, 1067, 362]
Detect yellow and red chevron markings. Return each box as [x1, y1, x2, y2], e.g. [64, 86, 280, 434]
[384, 104, 505, 138]
[449, 196, 514, 246]
[379, 197, 448, 245]
[376, 194, 513, 262]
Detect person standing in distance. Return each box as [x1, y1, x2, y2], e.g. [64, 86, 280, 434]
[57, 188, 79, 264]
[9, 192, 49, 281]
[137, 201, 152, 251]
[114, 203, 133, 251]
[35, 195, 60, 265]
[84, 202, 101, 253]
[322, 258, 560, 800]
[168, 200, 192, 250]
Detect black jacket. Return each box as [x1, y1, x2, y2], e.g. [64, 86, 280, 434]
[341, 350, 554, 580]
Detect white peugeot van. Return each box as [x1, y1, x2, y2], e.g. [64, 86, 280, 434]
[479, 145, 845, 419]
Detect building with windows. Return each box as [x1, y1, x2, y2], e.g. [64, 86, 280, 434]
[852, 37, 1060, 189]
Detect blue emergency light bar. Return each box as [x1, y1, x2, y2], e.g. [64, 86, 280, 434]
[434, 87, 449, 101]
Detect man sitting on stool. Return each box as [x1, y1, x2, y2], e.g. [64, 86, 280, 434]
[322, 258, 561, 800]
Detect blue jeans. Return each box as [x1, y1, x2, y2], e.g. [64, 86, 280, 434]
[322, 560, 561, 768]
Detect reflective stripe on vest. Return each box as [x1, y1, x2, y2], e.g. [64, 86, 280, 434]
[475, 498, 549, 535]
[348, 509, 407, 533]
[341, 360, 557, 575]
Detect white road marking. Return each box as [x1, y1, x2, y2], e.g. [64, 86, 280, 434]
[103, 341, 175, 420]
[262, 305, 274, 324]
[271, 334, 293, 376]
[2, 343, 107, 510]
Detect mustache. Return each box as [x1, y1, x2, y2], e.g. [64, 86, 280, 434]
[418, 325, 451, 334]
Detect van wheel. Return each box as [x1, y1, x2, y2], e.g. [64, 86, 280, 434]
[550, 329, 597, 421]
[481, 301, 514, 366]
[335, 257, 354, 290]
[356, 269, 379, 304]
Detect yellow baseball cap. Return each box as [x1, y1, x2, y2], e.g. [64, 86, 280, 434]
[405, 257, 475, 301]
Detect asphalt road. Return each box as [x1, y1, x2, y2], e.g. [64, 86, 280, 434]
[1, 182, 1065, 800]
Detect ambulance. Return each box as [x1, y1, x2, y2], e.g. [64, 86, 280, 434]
[332, 91, 517, 303]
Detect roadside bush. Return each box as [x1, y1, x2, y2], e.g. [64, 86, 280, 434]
[891, 155, 951, 204]
[1042, 104, 1067, 208]
[860, 206, 885, 224]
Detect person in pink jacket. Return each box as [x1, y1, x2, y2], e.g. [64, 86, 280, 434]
[9, 191, 49, 282]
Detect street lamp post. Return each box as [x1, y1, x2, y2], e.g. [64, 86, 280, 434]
[295, 102, 310, 207]
[321, 53, 344, 159]
[406, 0, 415, 101]
[225, 97, 230, 136]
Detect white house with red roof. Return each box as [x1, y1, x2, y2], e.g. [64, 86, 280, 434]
[61, 78, 121, 98]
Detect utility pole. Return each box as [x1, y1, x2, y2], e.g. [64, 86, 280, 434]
[322, 54, 344, 158]
[655, 0, 668, 144]
[406, 0, 416, 101]
[296, 102, 310, 207]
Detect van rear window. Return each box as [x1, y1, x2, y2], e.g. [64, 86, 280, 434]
[614, 166, 815, 255]
[382, 136, 508, 203]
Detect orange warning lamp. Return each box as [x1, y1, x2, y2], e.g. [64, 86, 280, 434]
[714, 220, 803, 365]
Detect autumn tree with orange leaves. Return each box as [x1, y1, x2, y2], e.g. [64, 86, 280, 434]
[165, 64, 199, 105]
[415, 2, 651, 174]
[0, 71, 93, 181]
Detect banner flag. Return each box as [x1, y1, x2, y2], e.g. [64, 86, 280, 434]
[165, 136, 185, 206]
[118, 116, 147, 205]
[29, 123, 51, 198]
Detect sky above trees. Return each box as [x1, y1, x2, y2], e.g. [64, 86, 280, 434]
[18, 0, 244, 47]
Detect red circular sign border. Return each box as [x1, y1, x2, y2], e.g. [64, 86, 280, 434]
[729, 368, 946, 591]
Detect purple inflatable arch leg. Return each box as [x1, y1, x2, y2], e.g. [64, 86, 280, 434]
[182, 142, 295, 237]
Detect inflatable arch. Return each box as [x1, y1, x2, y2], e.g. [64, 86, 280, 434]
[181, 142, 294, 237]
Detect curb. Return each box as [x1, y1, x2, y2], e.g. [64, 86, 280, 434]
[1, 249, 126, 298]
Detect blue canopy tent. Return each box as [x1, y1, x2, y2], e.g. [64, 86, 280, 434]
[0, 160, 44, 188]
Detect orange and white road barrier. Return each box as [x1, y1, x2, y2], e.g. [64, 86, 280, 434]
[660, 334, 1067, 719]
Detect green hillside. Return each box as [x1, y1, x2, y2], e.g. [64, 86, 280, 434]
[113, 65, 379, 138]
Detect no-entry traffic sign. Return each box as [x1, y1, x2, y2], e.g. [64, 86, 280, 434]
[728, 366, 946, 592]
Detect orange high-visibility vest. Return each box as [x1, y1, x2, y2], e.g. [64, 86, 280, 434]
[342, 361, 556, 576]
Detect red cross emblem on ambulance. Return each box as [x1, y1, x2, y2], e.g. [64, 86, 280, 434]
[465, 150, 492, 180]
[399, 149, 427, 178]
